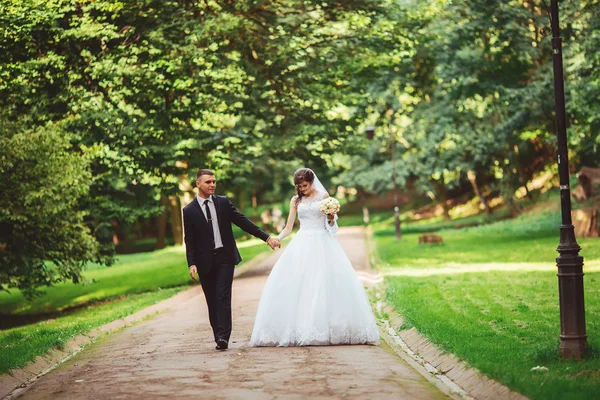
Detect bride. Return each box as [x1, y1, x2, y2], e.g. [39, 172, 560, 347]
[250, 168, 380, 346]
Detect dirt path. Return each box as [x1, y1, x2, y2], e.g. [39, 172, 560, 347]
[14, 227, 447, 400]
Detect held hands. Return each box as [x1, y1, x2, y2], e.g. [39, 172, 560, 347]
[267, 236, 281, 250]
[188, 238, 279, 282]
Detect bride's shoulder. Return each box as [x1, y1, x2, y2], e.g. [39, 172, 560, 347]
[316, 191, 329, 200]
[289, 195, 301, 209]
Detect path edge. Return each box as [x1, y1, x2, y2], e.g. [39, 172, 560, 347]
[0, 249, 274, 400]
[364, 226, 529, 400]
[375, 300, 528, 400]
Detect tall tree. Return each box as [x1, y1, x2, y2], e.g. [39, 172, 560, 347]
[0, 120, 107, 298]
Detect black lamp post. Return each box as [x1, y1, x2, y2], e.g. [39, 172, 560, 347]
[366, 126, 402, 240]
[546, 0, 587, 359]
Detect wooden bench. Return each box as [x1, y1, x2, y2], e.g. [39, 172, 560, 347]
[418, 234, 443, 245]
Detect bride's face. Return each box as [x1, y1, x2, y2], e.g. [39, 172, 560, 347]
[297, 181, 313, 195]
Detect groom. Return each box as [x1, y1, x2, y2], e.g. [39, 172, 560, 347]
[183, 169, 280, 350]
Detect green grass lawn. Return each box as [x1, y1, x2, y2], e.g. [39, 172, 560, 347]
[0, 238, 268, 316]
[0, 239, 270, 374]
[374, 204, 600, 400]
[0, 288, 183, 375]
[338, 199, 510, 231]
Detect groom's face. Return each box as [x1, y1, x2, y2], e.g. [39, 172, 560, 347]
[197, 174, 216, 197]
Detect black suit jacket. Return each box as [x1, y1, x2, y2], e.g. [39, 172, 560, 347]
[183, 195, 270, 274]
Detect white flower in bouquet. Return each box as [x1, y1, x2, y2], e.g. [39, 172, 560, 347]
[320, 197, 340, 215]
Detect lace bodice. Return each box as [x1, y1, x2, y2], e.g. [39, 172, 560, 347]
[297, 192, 328, 231]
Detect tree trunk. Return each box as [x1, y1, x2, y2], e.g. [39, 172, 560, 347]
[167, 195, 183, 245]
[501, 165, 522, 217]
[157, 196, 170, 249]
[432, 179, 451, 220]
[156, 213, 167, 249]
[512, 145, 532, 200]
[238, 189, 246, 213]
[362, 206, 370, 225]
[467, 170, 491, 215]
[252, 191, 258, 217]
[504, 185, 521, 217]
[157, 214, 167, 250]
[572, 208, 599, 238]
[359, 191, 370, 225]
[176, 166, 195, 246]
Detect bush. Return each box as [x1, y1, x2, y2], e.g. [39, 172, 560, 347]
[0, 121, 104, 298]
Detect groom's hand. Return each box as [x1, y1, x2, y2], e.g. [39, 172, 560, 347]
[266, 237, 280, 250]
[189, 265, 199, 282]
[266, 237, 275, 249]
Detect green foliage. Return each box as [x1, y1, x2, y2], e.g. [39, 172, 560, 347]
[0, 0, 395, 294]
[2, 0, 599, 295]
[342, 0, 600, 212]
[0, 120, 107, 298]
[564, 1, 600, 166]
[0, 0, 394, 181]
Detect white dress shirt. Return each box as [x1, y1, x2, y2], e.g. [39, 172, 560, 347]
[196, 194, 224, 249]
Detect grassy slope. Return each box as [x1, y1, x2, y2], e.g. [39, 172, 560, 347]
[0, 288, 182, 375]
[0, 238, 268, 315]
[0, 240, 269, 374]
[371, 193, 600, 399]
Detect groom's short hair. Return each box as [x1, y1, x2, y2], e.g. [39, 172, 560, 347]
[196, 169, 215, 180]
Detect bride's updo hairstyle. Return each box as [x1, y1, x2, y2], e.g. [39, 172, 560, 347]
[293, 168, 315, 206]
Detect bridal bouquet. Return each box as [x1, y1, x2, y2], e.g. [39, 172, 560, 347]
[320, 197, 340, 215]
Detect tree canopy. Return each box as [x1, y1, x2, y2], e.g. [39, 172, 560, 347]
[1, 0, 599, 295]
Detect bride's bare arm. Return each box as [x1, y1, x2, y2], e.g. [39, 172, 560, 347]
[277, 197, 298, 241]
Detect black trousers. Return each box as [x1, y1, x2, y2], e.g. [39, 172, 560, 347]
[198, 250, 235, 343]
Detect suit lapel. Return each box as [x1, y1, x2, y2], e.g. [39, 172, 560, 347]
[191, 197, 209, 229]
[212, 195, 225, 232]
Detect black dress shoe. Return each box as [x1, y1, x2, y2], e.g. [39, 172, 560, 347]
[215, 339, 228, 350]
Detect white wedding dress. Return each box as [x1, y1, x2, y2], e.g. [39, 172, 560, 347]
[250, 191, 380, 347]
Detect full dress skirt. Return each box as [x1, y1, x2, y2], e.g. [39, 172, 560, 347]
[250, 195, 379, 347]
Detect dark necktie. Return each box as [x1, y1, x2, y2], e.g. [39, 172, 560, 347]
[204, 200, 215, 249]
